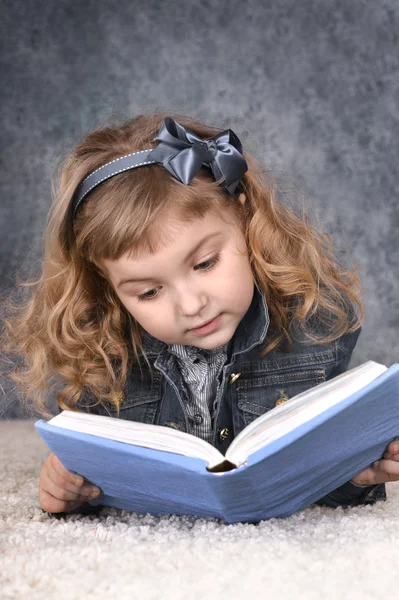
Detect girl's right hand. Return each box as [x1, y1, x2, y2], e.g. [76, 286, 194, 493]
[38, 452, 101, 513]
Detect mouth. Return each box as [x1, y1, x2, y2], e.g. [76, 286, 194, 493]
[192, 317, 216, 330]
[189, 313, 222, 335]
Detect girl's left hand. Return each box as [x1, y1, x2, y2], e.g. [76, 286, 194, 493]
[351, 441, 399, 486]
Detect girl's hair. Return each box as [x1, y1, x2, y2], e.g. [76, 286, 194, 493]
[0, 111, 363, 420]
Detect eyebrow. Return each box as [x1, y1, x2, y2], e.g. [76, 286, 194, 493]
[117, 231, 223, 289]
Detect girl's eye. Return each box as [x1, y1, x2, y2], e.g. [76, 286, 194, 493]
[193, 254, 220, 272]
[137, 288, 158, 302]
[136, 254, 221, 302]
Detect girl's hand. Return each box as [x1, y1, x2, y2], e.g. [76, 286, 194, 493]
[351, 441, 399, 486]
[38, 452, 101, 513]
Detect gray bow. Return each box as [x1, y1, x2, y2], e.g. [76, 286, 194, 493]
[147, 117, 248, 194]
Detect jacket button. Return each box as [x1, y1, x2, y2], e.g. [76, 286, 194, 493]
[194, 413, 203, 425]
[275, 396, 289, 406]
[230, 372, 241, 384]
[219, 427, 229, 441]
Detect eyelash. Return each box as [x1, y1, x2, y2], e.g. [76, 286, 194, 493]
[136, 254, 221, 302]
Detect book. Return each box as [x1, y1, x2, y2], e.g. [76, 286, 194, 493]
[34, 361, 399, 523]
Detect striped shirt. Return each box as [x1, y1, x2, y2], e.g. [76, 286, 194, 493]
[40, 342, 230, 466]
[167, 341, 232, 443]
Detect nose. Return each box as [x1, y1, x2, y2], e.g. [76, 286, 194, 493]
[174, 284, 207, 317]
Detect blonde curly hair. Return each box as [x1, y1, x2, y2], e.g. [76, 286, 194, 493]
[0, 111, 363, 420]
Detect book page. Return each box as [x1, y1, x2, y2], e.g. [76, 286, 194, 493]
[226, 361, 387, 466]
[49, 411, 226, 470]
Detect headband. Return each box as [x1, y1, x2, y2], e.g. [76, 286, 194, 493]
[70, 116, 248, 222]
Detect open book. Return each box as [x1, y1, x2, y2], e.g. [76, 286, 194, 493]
[35, 361, 399, 523]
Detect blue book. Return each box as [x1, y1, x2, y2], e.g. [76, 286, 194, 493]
[34, 361, 399, 523]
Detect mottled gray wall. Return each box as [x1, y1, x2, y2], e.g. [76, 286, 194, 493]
[1, 0, 398, 418]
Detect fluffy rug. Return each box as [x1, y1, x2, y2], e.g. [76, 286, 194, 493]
[2, 419, 399, 600]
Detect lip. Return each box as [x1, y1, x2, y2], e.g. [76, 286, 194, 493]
[189, 314, 222, 336]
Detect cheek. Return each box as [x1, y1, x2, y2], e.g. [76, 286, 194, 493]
[219, 252, 254, 301]
[122, 299, 171, 335]
[120, 298, 150, 325]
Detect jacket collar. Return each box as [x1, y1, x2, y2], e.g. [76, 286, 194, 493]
[140, 283, 270, 359]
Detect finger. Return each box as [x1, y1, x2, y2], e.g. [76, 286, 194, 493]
[383, 451, 399, 460]
[39, 489, 86, 513]
[44, 461, 101, 500]
[42, 471, 100, 503]
[48, 454, 86, 494]
[51, 453, 83, 486]
[384, 442, 399, 459]
[373, 459, 399, 481]
[352, 466, 382, 486]
[352, 459, 399, 486]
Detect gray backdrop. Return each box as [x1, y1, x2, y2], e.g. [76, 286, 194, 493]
[1, 0, 398, 419]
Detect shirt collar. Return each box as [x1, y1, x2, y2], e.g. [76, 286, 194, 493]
[140, 283, 270, 359]
[167, 340, 230, 363]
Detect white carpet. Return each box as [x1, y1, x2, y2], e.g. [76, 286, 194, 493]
[1, 420, 399, 600]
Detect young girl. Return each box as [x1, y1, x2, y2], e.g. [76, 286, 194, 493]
[2, 112, 398, 519]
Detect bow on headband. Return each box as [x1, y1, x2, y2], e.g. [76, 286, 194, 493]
[71, 116, 248, 222]
[147, 117, 248, 195]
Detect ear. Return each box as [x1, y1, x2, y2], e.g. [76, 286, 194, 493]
[238, 193, 246, 206]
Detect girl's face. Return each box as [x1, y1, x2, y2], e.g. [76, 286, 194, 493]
[101, 197, 255, 350]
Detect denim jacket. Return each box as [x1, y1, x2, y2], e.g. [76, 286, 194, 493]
[68, 285, 386, 518]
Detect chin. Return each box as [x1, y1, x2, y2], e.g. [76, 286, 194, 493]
[191, 329, 235, 350]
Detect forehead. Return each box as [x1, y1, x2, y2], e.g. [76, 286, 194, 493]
[132, 208, 235, 259]
[101, 208, 237, 277]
